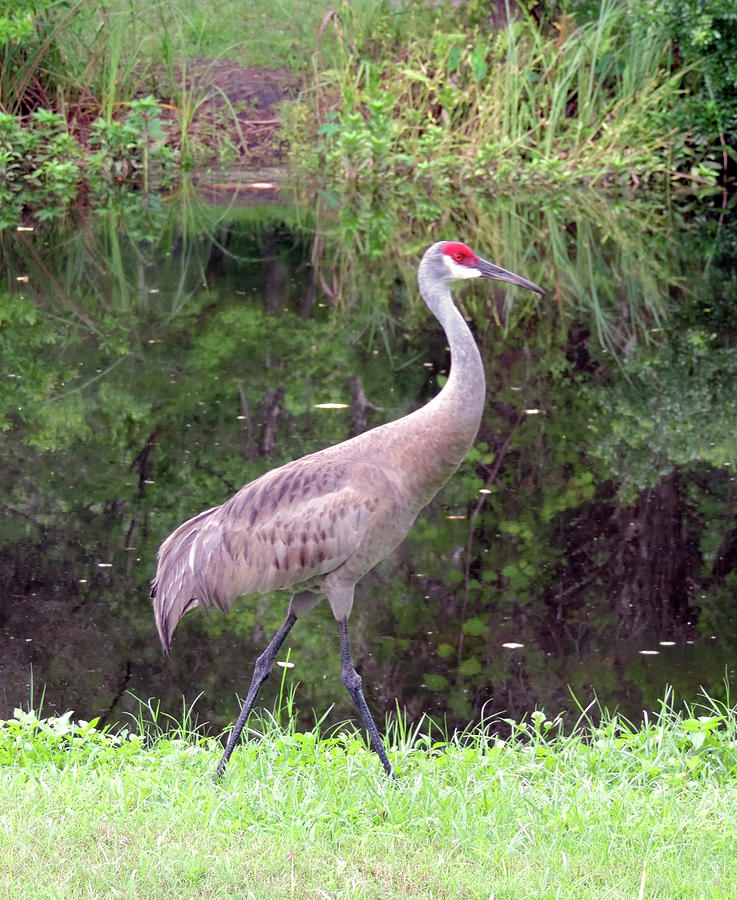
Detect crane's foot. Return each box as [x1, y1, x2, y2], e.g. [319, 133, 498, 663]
[213, 755, 229, 783]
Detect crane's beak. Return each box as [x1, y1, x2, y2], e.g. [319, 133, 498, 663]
[477, 258, 545, 295]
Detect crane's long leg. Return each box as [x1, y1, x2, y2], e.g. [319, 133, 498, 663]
[215, 610, 298, 780]
[338, 618, 396, 780]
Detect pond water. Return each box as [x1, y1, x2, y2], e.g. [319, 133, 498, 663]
[1, 182, 735, 739]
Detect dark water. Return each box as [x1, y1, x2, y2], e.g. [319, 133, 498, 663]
[1, 185, 735, 739]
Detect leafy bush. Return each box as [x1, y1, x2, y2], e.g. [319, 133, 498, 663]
[0, 98, 175, 227]
[0, 109, 81, 226]
[583, 329, 737, 499]
[88, 96, 177, 188]
[639, 0, 737, 147]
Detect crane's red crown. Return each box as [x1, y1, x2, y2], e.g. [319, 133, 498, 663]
[441, 241, 479, 268]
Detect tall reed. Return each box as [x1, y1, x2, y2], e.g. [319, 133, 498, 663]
[288, 0, 702, 200]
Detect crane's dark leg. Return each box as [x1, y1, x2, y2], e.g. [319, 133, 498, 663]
[338, 618, 396, 779]
[215, 611, 298, 780]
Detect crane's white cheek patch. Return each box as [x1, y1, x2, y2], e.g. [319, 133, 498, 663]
[444, 258, 481, 280]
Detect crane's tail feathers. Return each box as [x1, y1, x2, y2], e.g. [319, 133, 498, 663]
[151, 505, 219, 653]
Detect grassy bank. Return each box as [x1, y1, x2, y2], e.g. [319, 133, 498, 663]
[1, 0, 730, 230]
[282, 0, 729, 265]
[290, 0, 697, 190]
[2, 693, 736, 898]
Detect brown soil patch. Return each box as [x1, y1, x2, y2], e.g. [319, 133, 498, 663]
[175, 61, 301, 167]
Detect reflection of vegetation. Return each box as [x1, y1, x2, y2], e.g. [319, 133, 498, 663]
[1, 193, 736, 737]
[584, 331, 737, 499]
[582, 207, 737, 495]
[311, 190, 685, 356]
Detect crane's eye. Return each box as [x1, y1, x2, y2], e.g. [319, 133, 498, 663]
[442, 241, 476, 266]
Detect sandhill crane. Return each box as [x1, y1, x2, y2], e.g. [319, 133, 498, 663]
[151, 240, 544, 779]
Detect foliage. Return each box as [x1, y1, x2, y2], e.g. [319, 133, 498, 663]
[286, 0, 722, 234]
[0, 99, 176, 227]
[0, 0, 170, 115]
[0, 289, 77, 443]
[88, 96, 177, 192]
[524, 0, 737, 153]
[674, 203, 737, 339]
[0, 0, 38, 45]
[634, 0, 737, 149]
[0, 108, 81, 226]
[0, 0, 426, 202]
[0, 0, 88, 113]
[0, 707, 141, 767]
[2, 0, 732, 228]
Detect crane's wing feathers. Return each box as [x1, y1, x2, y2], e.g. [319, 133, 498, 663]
[151, 457, 392, 652]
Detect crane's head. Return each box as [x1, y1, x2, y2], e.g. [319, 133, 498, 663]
[437, 241, 545, 294]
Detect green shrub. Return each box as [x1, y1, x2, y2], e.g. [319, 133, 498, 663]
[0, 108, 81, 225]
[572, 0, 737, 150]
[654, 0, 737, 146]
[0, 98, 175, 227]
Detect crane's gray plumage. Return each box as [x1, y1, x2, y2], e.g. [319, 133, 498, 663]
[151, 240, 544, 779]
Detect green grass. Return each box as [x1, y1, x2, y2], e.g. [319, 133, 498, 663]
[1, 0, 386, 114]
[2, 692, 737, 898]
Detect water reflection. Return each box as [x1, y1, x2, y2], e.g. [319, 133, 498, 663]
[0, 189, 735, 738]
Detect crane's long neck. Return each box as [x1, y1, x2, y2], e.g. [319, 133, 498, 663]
[392, 276, 486, 507]
[425, 277, 485, 438]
